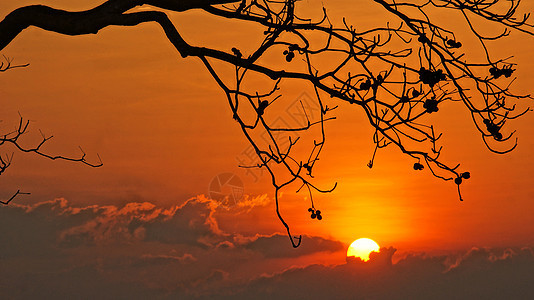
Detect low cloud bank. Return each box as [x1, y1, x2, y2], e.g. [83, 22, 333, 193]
[225, 246, 534, 300]
[1, 197, 533, 299]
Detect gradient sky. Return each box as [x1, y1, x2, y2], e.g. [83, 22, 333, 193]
[1, 0, 534, 298]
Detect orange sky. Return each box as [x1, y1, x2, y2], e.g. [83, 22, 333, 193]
[1, 0, 534, 255]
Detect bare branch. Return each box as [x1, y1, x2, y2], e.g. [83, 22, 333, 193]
[1, 0, 532, 245]
[0, 114, 102, 204]
[0, 190, 30, 205]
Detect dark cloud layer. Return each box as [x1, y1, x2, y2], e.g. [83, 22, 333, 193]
[245, 233, 345, 258]
[2, 197, 534, 299]
[0, 196, 344, 298]
[224, 247, 534, 300]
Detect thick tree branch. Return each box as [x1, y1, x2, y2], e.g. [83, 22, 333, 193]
[1, 0, 532, 245]
[0, 0, 239, 51]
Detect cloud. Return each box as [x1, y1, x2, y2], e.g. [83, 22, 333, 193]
[135, 253, 197, 267]
[244, 233, 345, 258]
[3, 196, 534, 299]
[0, 198, 79, 258]
[0, 196, 228, 249]
[226, 246, 534, 300]
[0, 194, 349, 297]
[1, 194, 337, 252]
[9, 264, 168, 299]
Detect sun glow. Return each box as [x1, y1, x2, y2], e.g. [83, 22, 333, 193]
[347, 238, 380, 262]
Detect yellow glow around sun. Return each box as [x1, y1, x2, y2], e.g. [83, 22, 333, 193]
[347, 238, 380, 262]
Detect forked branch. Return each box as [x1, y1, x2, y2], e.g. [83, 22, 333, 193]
[1, 0, 532, 245]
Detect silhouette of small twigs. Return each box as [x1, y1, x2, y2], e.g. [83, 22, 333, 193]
[0, 55, 28, 72]
[0, 114, 102, 204]
[1, 190, 30, 205]
[1, 0, 533, 245]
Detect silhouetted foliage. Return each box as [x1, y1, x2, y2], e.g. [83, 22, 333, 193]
[1, 0, 532, 246]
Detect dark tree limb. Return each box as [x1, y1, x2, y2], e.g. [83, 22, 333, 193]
[1, 0, 532, 245]
[0, 0, 239, 51]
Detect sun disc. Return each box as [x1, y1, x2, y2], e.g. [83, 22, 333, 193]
[347, 238, 380, 262]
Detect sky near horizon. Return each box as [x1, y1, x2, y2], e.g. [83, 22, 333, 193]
[1, 0, 534, 298]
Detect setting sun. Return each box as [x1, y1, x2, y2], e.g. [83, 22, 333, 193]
[2, 0, 534, 298]
[347, 238, 380, 262]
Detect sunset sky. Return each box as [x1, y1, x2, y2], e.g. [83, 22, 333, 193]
[1, 0, 534, 298]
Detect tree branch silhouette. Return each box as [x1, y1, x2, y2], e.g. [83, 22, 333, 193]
[0, 190, 30, 205]
[1, 0, 532, 245]
[1, 57, 103, 204]
[0, 55, 28, 72]
[0, 112, 103, 204]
